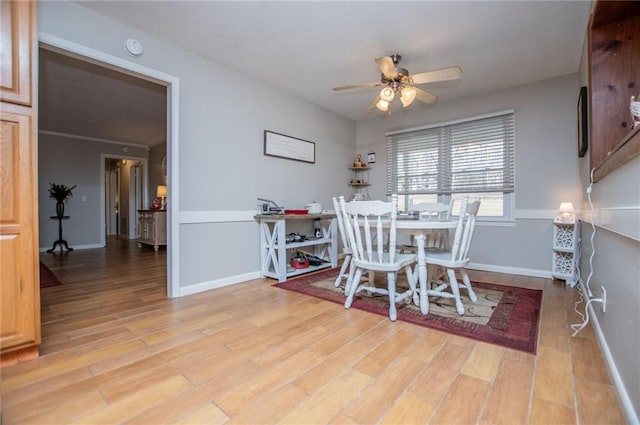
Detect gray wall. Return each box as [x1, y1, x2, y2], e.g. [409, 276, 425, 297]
[356, 74, 583, 275]
[38, 133, 148, 249]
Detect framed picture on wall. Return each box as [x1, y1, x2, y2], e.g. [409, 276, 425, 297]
[264, 130, 315, 164]
[577, 86, 588, 157]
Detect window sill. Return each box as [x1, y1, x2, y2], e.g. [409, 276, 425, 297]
[476, 219, 516, 227]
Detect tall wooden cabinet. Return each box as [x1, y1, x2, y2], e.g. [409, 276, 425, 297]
[0, 0, 40, 365]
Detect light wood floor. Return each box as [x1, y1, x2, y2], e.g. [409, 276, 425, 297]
[1, 238, 626, 424]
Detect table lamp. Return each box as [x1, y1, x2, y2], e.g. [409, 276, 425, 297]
[557, 202, 574, 223]
[156, 185, 167, 210]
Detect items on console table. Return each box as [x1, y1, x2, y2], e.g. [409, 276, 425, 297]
[255, 213, 338, 282]
[137, 209, 167, 252]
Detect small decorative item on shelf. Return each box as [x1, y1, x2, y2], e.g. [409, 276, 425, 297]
[631, 95, 640, 129]
[353, 153, 365, 168]
[48, 183, 76, 218]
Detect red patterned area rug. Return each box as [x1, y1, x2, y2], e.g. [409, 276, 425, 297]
[40, 261, 62, 288]
[275, 268, 542, 354]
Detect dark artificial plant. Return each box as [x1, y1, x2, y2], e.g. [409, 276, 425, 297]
[48, 183, 76, 203]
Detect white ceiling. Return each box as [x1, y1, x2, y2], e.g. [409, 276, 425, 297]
[41, 1, 593, 147]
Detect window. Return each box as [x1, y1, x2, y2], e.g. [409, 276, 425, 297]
[386, 111, 515, 219]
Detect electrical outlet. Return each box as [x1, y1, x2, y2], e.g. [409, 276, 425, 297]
[601, 286, 607, 313]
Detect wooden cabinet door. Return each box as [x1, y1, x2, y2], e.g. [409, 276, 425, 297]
[0, 105, 40, 355]
[0, 1, 34, 106]
[0, 0, 39, 362]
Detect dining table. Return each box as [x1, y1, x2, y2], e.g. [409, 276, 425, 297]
[395, 217, 458, 314]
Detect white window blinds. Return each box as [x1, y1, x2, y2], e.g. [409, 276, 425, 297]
[386, 112, 515, 196]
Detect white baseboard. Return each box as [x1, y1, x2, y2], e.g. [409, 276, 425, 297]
[578, 280, 639, 425]
[178, 271, 262, 297]
[467, 262, 551, 279]
[39, 243, 104, 252]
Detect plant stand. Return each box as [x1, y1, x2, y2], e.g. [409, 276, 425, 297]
[47, 215, 73, 253]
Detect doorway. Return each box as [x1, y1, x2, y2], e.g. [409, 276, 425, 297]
[39, 32, 180, 297]
[104, 157, 147, 241]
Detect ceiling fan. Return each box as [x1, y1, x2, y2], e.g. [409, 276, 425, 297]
[332, 54, 462, 115]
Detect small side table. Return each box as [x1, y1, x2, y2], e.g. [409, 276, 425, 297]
[47, 215, 73, 253]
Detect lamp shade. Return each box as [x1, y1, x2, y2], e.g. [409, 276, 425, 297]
[156, 185, 167, 198]
[375, 99, 389, 112]
[400, 86, 417, 107]
[558, 202, 574, 213]
[380, 87, 395, 102]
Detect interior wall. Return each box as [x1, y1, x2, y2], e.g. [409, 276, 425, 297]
[356, 74, 582, 275]
[38, 134, 148, 250]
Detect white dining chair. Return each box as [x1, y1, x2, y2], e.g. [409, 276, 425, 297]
[415, 200, 453, 220]
[338, 194, 418, 321]
[424, 196, 481, 315]
[332, 196, 354, 292]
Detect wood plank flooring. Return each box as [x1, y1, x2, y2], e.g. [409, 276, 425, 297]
[0, 238, 626, 424]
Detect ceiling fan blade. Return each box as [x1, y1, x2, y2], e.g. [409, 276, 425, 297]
[332, 82, 381, 91]
[375, 56, 396, 78]
[411, 65, 463, 85]
[368, 95, 381, 110]
[415, 88, 438, 104]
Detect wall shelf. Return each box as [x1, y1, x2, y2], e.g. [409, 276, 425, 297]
[349, 166, 370, 199]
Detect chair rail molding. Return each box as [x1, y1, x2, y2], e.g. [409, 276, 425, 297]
[180, 210, 257, 224]
[579, 207, 640, 242]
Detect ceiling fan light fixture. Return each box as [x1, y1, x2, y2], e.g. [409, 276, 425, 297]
[375, 99, 389, 112]
[333, 54, 463, 116]
[380, 87, 395, 102]
[400, 86, 417, 107]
